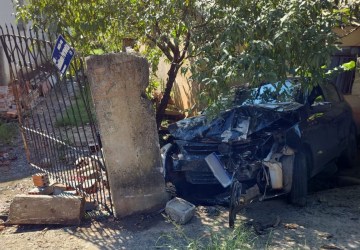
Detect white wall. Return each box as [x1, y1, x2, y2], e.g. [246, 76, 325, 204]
[0, 0, 16, 27]
[0, 0, 16, 85]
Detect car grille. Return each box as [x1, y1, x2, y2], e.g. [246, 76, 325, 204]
[183, 144, 219, 155]
[185, 171, 219, 185]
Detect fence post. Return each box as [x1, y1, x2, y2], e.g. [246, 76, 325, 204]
[86, 53, 169, 217]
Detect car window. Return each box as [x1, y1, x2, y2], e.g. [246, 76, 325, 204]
[235, 80, 303, 105]
[321, 84, 341, 103]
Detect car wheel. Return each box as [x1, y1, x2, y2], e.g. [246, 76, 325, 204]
[339, 125, 358, 169]
[289, 150, 308, 207]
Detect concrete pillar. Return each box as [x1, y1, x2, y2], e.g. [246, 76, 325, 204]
[86, 53, 168, 218]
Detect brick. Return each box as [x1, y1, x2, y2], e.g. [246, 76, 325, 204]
[165, 197, 195, 225]
[5, 110, 17, 118]
[32, 173, 50, 187]
[6, 194, 85, 225]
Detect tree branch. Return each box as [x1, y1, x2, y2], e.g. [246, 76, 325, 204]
[178, 31, 191, 62]
[146, 34, 174, 61]
[154, 20, 178, 59]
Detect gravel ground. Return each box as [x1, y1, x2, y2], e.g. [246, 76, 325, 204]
[1, 132, 360, 249]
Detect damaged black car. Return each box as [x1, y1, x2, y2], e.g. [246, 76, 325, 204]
[161, 80, 357, 227]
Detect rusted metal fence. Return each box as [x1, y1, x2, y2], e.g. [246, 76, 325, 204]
[0, 25, 113, 214]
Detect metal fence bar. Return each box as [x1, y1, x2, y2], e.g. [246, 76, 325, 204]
[0, 25, 113, 214]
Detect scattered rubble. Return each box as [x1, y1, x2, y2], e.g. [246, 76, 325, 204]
[284, 223, 300, 230]
[320, 244, 343, 250]
[28, 186, 54, 195]
[0, 86, 18, 120]
[5, 173, 86, 225]
[0, 150, 17, 166]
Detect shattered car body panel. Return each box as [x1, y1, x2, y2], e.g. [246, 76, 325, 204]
[166, 104, 301, 190]
[162, 81, 355, 226]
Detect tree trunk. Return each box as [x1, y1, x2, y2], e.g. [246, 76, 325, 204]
[156, 63, 180, 128]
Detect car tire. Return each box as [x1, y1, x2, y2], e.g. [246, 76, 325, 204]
[339, 125, 358, 169]
[289, 150, 308, 207]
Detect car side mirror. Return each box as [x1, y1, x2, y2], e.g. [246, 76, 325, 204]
[310, 102, 332, 113]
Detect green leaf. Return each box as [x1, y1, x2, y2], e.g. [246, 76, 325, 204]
[341, 60, 356, 71]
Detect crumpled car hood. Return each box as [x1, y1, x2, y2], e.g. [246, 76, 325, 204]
[168, 102, 303, 142]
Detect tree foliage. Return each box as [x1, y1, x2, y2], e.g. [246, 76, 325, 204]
[16, 0, 359, 119]
[191, 0, 349, 110]
[16, 0, 206, 127]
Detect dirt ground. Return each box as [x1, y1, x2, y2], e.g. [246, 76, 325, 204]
[1, 134, 360, 250]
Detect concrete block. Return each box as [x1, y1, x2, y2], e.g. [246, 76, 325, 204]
[86, 53, 168, 218]
[6, 194, 85, 225]
[165, 197, 196, 225]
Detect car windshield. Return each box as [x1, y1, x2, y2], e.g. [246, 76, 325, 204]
[235, 80, 303, 105]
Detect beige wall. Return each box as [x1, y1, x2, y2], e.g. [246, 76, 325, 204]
[155, 57, 199, 115]
[344, 58, 360, 132]
[335, 26, 360, 130]
[334, 26, 360, 47]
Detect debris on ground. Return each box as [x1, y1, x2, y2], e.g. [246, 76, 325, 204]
[249, 216, 281, 235]
[320, 244, 343, 250]
[165, 197, 195, 225]
[197, 206, 221, 217]
[0, 150, 18, 166]
[3, 172, 87, 226]
[284, 223, 300, 229]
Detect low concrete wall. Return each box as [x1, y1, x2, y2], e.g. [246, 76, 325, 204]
[86, 53, 168, 218]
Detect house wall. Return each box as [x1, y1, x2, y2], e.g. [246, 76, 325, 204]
[155, 57, 198, 114]
[344, 57, 360, 131]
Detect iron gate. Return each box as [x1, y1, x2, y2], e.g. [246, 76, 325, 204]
[0, 24, 113, 214]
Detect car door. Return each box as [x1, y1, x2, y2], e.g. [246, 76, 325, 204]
[301, 85, 335, 176]
[321, 83, 352, 157]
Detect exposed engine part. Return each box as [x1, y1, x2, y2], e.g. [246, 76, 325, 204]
[262, 145, 296, 190]
[263, 161, 283, 189]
